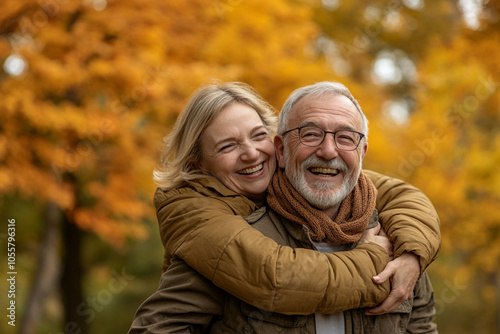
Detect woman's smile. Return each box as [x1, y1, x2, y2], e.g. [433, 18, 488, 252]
[237, 162, 265, 175]
[200, 103, 276, 200]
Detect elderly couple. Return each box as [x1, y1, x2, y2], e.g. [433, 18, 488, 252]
[129, 81, 440, 333]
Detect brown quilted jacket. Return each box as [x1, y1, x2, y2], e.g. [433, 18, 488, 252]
[153, 169, 440, 314]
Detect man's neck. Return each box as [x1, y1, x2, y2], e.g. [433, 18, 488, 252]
[322, 204, 340, 220]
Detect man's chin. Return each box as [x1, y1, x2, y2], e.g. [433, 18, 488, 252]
[309, 180, 338, 191]
[301, 187, 343, 209]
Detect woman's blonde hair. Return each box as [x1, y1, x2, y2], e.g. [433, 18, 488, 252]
[153, 81, 278, 189]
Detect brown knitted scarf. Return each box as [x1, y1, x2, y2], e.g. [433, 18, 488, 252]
[267, 168, 377, 244]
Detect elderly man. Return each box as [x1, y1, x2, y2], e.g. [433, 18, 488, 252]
[129, 82, 438, 333]
[260, 81, 437, 332]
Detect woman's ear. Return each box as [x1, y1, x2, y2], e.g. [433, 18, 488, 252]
[274, 135, 286, 169]
[197, 163, 209, 174]
[190, 155, 206, 174]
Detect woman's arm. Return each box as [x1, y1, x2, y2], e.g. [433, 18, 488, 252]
[365, 169, 441, 273]
[156, 171, 440, 315]
[156, 185, 390, 315]
[363, 169, 441, 315]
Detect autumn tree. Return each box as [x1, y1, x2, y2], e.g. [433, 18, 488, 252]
[403, 3, 500, 329]
[0, 0, 331, 332]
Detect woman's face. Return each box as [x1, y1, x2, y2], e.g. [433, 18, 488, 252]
[200, 103, 276, 200]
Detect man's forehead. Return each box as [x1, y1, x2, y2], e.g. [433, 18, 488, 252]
[289, 94, 359, 124]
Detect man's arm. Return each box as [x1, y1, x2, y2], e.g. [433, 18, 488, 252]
[128, 258, 223, 334]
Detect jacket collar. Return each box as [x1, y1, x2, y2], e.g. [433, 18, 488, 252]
[189, 175, 242, 197]
[194, 176, 265, 208]
[247, 207, 315, 248]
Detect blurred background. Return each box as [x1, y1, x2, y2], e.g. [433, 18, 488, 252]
[0, 0, 499, 333]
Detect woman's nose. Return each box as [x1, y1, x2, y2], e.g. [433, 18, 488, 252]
[241, 143, 260, 161]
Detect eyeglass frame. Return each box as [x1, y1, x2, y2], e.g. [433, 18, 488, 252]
[281, 124, 366, 151]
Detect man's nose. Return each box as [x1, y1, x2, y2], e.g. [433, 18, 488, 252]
[316, 134, 339, 160]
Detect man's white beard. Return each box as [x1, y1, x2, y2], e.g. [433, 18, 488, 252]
[284, 149, 361, 209]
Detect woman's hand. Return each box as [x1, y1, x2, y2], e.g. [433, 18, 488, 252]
[365, 252, 421, 315]
[358, 223, 394, 261]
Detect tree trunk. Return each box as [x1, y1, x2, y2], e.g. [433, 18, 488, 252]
[20, 201, 61, 334]
[497, 271, 500, 334]
[61, 212, 87, 334]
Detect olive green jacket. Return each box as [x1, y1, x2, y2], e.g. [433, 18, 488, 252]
[129, 207, 437, 333]
[153, 169, 440, 314]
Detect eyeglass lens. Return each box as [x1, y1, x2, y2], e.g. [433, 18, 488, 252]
[299, 126, 361, 150]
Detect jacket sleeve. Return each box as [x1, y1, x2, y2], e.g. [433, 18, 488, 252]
[406, 272, 438, 334]
[158, 191, 390, 315]
[364, 170, 441, 273]
[128, 257, 223, 334]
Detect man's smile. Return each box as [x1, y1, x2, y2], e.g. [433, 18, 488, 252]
[308, 167, 340, 177]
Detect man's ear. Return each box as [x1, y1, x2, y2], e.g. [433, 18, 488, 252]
[274, 135, 286, 169]
[361, 141, 368, 160]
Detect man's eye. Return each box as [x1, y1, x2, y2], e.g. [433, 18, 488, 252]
[302, 132, 321, 138]
[337, 135, 355, 143]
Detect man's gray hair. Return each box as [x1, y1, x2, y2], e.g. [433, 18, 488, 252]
[277, 81, 369, 139]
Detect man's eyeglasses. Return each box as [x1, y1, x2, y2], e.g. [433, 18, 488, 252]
[282, 125, 365, 151]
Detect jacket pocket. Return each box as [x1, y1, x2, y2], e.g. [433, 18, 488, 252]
[362, 299, 413, 334]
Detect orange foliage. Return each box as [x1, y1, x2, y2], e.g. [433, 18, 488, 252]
[1, 0, 498, 277]
[0, 0, 331, 245]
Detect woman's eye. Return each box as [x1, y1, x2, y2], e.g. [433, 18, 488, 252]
[219, 144, 235, 152]
[253, 132, 268, 140]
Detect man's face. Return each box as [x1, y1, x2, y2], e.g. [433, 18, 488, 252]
[275, 94, 367, 211]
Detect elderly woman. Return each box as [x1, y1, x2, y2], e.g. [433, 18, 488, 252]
[129, 82, 440, 330]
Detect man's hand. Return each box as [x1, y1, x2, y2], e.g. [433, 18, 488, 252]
[358, 223, 394, 260]
[365, 252, 420, 315]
